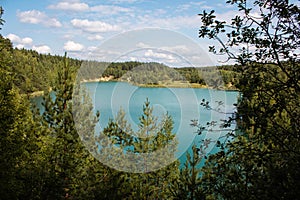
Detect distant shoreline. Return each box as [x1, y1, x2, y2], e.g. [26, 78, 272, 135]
[80, 76, 114, 83]
[82, 78, 238, 91]
[29, 78, 237, 98]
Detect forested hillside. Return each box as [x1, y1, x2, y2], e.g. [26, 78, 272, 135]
[0, 36, 81, 94]
[0, 34, 239, 95]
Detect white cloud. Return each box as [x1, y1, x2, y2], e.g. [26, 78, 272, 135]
[129, 57, 138, 61]
[22, 37, 33, 44]
[71, 19, 121, 33]
[212, 10, 242, 24]
[136, 42, 150, 48]
[200, 5, 213, 9]
[63, 34, 74, 39]
[17, 10, 62, 27]
[6, 33, 33, 48]
[32, 45, 52, 54]
[15, 44, 25, 49]
[145, 49, 175, 60]
[87, 46, 98, 51]
[175, 2, 209, 12]
[110, 0, 141, 3]
[176, 4, 191, 12]
[163, 45, 190, 55]
[6, 33, 51, 54]
[87, 35, 104, 41]
[136, 43, 191, 55]
[136, 15, 201, 30]
[6, 33, 22, 43]
[64, 40, 84, 51]
[163, 16, 200, 28]
[48, 1, 89, 11]
[143, 49, 182, 65]
[48, 1, 132, 15]
[90, 5, 132, 14]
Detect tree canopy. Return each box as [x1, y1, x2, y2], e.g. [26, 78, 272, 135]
[198, 0, 300, 199]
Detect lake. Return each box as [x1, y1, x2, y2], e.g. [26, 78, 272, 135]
[84, 81, 238, 165]
[33, 81, 238, 167]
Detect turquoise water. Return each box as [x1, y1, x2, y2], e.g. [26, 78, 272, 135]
[84, 81, 238, 165]
[32, 82, 238, 166]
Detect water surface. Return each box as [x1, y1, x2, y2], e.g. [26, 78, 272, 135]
[85, 81, 238, 164]
[32, 81, 238, 166]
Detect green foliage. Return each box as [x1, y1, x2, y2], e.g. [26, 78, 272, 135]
[1, 14, 43, 198]
[198, 0, 300, 199]
[0, 68, 24, 199]
[98, 99, 180, 199]
[170, 145, 204, 200]
[199, 0, 299, 64]
[0, 49, 43, 199]
[0, 34, 82, 94]
[39, 53, 105, 199]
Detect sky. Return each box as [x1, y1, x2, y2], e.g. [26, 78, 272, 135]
[2, 0, 296, 67]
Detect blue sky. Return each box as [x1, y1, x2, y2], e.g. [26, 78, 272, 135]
[3, 0, 296, 66]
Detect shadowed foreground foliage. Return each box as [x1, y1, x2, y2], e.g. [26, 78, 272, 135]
[197, 0, 300, 199]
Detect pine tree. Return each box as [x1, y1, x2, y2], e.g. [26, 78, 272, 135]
[170, 145, 205, 200]
[0, 41, 42, 199]
[40, 53, 103, 199]
[99, 99, 179, 199]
